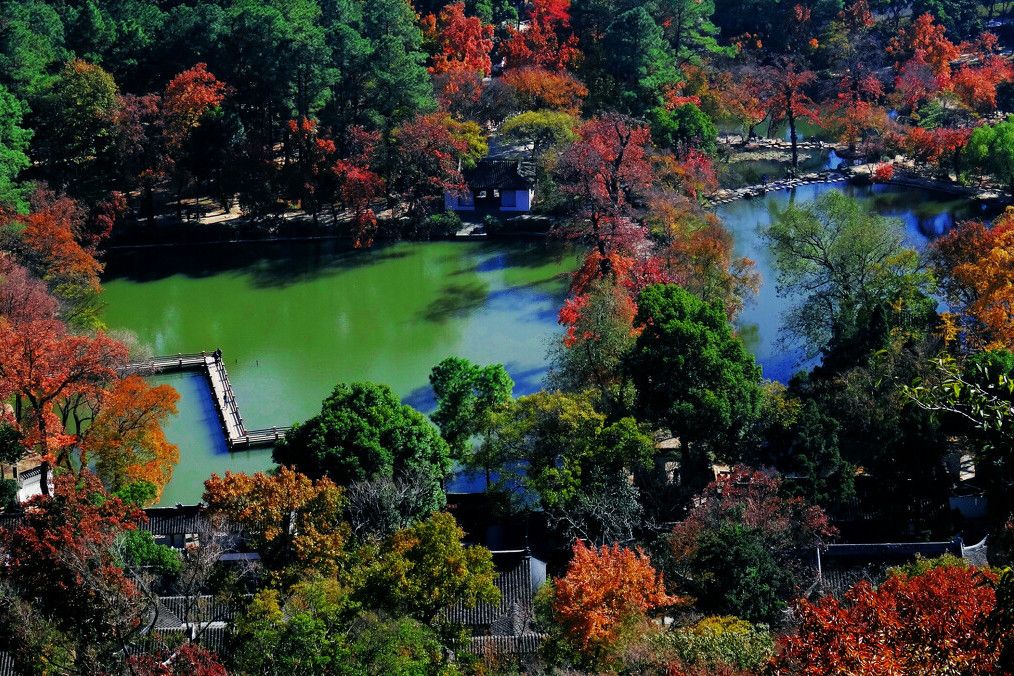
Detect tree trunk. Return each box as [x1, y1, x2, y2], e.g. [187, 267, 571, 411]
[788, 107, 799, 168]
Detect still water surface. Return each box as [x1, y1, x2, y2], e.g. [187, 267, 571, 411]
[102, 184, 990, 504]
[103, 240, 578, 504]
[717, 181, 990, 382]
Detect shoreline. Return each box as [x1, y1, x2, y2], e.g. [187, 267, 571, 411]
[105, 173, 1006, 252]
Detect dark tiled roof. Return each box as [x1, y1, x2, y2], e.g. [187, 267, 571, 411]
[150, 626, 229, 653]
[445, 551, 544, 633]
[140, 505, 208, 536]
[0, 650, 15, 676]
[815, 538, 988, 598]
[0, 512, 23, 531]
[152, 598, 186, 629]
[0, 505, 213, 536]
[465, 633, 546, 657]
[961, 537, 989, 567]
[823, 540, 962, 560]
[157, 595, 242, 625]
[464, 159, 535, 190]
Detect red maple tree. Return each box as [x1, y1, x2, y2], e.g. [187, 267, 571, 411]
[776, 563, 1000, 673]
[502, 0, 580, 72]
[0, 314, 127, 488]
[422, 2, 494, 76]
[162, 63, 227, 151]
[1, 472, 149, 670]
[556, 114, 655, 281]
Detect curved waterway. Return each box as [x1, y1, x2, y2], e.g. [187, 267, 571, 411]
[101, 183, 991, 505]
[716, 182, 991, 383]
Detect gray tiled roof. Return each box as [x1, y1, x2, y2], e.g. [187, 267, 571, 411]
[444, 552, 543, 633]
[464, 159, 535, 190]
[465, 633, 546, 657]
[2, 505, 211, 537]
[150, 626, 229, 653]
[0, 512, 23, 531]
[140, 505, 208, 536]
[0, 650, 15, 676]
[157, 595, 242, 625]
[816, 538, 990, 598]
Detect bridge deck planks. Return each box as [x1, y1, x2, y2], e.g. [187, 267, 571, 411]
[126, 351, 289, 451]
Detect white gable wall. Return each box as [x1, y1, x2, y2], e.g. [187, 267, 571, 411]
[444, 189, 533, 212]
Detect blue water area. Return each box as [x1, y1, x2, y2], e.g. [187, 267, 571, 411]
[717, 181, 990, 382]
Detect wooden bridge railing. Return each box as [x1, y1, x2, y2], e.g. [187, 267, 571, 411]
[126, 350, 288, 451]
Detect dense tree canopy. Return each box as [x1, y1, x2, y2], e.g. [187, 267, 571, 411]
[274, 382, 452, 515]
[1, 0, 1013, 670]
[629, 284, 761, 477]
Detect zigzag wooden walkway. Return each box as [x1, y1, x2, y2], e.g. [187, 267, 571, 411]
[127, 351, 289, 450]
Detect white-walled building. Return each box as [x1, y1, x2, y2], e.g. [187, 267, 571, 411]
[445, 159, 535, 213]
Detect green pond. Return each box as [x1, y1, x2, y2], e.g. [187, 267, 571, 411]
[101, 183, 991, 505]
[102, 240, 580, 504]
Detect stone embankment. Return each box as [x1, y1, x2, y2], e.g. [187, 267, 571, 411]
[706, 171, 847, 206]
[705, 164, 1011, 208]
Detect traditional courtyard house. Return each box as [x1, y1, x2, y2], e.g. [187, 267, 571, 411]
[445, 159, 536, 214]
[445, 548, 548, 664]
[812, 536, 989, 599]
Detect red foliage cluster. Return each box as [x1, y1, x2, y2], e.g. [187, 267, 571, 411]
[888, 13, 960, 81]
[872, 163, 895, 182]
[0, 313, 127, 458]
[0, 256, 59, 326]
[128, 644, 228, 676]
[390, 112, 472, 218]
[2, 472, 144, 634]
[284, 118, 385, 247]
[422, 2, 494, 76]
[14, 190, 104, 297]
[502, 0, 581, 72]
[671, 466, 836, 562]
[776, 564, 1000, 673]
[162, 63, 227, 150]
[900, 126, 971, 170]
[952, 35, 1014, 112]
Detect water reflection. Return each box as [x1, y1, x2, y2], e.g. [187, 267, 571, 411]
[717, 182, 994, 383]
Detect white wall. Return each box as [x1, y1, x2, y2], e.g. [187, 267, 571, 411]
[444, 189, 533, 212]
[499, 189, 533, 212]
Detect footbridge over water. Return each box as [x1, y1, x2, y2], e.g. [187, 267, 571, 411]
[127, 351, 289, 450]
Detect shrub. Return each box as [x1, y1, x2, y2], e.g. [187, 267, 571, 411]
[424, 211, 462, 237]
[0, 478, 17, 510]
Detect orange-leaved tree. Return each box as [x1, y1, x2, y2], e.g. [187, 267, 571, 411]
[6, 189, 107, 328]
[161, 63, 227, 152]
[79, 375, 180, 500]
[550, 540, 683, 665]
[930, 209, 1014, 350]
[203, 466, 349, 577]
[775, 562, 999, 673]
[501, 67, 588, 115]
